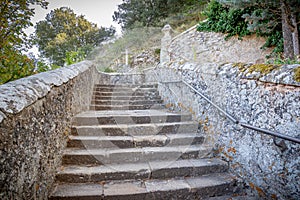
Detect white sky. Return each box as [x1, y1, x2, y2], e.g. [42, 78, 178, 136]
[26, 0, 123, 55]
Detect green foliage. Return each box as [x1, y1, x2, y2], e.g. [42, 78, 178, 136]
[0, 46, 35, 84]
[213, 0, 300, 60]
[267, 54, 300, 65]
[154, 48, 161, 55]
[89, 27, 162, 71]
[113, 0, 208, 30]
[161, 1, 208, 32]
[197, 0, 287, 55]
[0, 0, 48, 49]
[35, 61, 51, 73]
[35, 7, 115, 66]
[104, 67, 116, 73]
[262, 31, 283, 54]
[197, 0, 252, 39]
[64, 47, 88, 66]
[0, 0, 48, 85]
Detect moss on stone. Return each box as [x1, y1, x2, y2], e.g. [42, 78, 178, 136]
[233, 63, 279, 75]
[247, 63, 279, 75]
[232, 62, 248, 72]
[294, 66, 300, 82]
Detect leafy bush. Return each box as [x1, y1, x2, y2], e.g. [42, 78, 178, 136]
[0, 46, 35, 84]
[197, 0, 284, 54]
[197, 0, 252, 39]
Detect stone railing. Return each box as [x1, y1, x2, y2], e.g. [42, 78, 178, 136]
[147, 25, 300, 200]
[0, 61, 100, 199]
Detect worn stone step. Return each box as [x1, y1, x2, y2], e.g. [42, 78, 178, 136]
[62, 145, 210, 165]
[67, 134, 205, 149]
[90, 104, 164, 111]
[49, 173, 236, 200]
[71, 122, 198, 136]
[92, 96, 162, 101]
[94, 84, 158, 89]
[93, 91, 159, 96]
[94, 88, 158, 93]
[90, 99, 163, 106]
[204, 194, 258, 200]
[72, 110, 192, 126]
[56, 158, 228, 183]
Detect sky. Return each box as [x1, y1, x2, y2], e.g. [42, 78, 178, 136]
[26, 0, 123, 54]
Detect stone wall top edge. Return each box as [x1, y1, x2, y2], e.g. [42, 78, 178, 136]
[165, 61, 300, 87]
[0, 60, 94, 122]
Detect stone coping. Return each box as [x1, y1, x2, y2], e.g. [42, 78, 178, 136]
[165, 61, 300, 87]
[0, 61, 94, 122]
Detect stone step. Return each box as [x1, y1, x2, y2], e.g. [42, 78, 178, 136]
[56, 158, 228, 183]
[90, 99, 163, 106]
[67, 134, 205, 149]
[90, 103, 164, 111]
[49, 173, 236, 200]
[62, 145, 210, 165]
[72, 110, 192, 126]
[204, 194, 257, 200]
[92, 96, 162, 101]
[94, 84, 158, 89]
[71, 122, 198, 136]
[92, 91, 159, 96]
[94, 88, 158, 93]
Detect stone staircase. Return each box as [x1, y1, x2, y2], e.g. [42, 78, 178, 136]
[49, 83, 239, 200]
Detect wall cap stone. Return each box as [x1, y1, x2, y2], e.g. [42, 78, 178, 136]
[0, 60, 93, 118]
[167, 60, 300, 87]
[220, 63, 300, 86]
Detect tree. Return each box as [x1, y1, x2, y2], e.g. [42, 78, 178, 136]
[35, 7, 115, 66]
[113, 0, 204, 30]
[218, 0, 300, 59]
[0, 0, 48, 84]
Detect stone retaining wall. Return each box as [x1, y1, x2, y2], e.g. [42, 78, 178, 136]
[99, 72, 146, 85]
[144, 60, 300, 199]
[144, 25, 300, 199]
[169, 26, 273, 64]
[0, 61, 99, 199]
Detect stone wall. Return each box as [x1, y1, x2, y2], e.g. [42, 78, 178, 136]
[99, 72, 146, 85]
[144, 26, 300, 199]
[169, 26, 273, 64]
[145, 61, 300, 199]
[0, 61, 100, 199]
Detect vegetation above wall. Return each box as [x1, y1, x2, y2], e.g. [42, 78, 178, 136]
[113, 0, 209, 30]
[0, 1, 115, 85]
[197, 0, 300, 62]
[0, 0, 48, 85]
[88, 27, 162, 72]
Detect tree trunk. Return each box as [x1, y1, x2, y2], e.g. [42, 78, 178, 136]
[280, 0, 295, 59]
[291, 13, 299, 56]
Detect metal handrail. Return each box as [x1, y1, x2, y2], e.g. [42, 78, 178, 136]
[181, 80, 300, 144]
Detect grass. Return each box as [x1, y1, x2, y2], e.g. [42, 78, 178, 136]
[88, 27, 163, 72]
